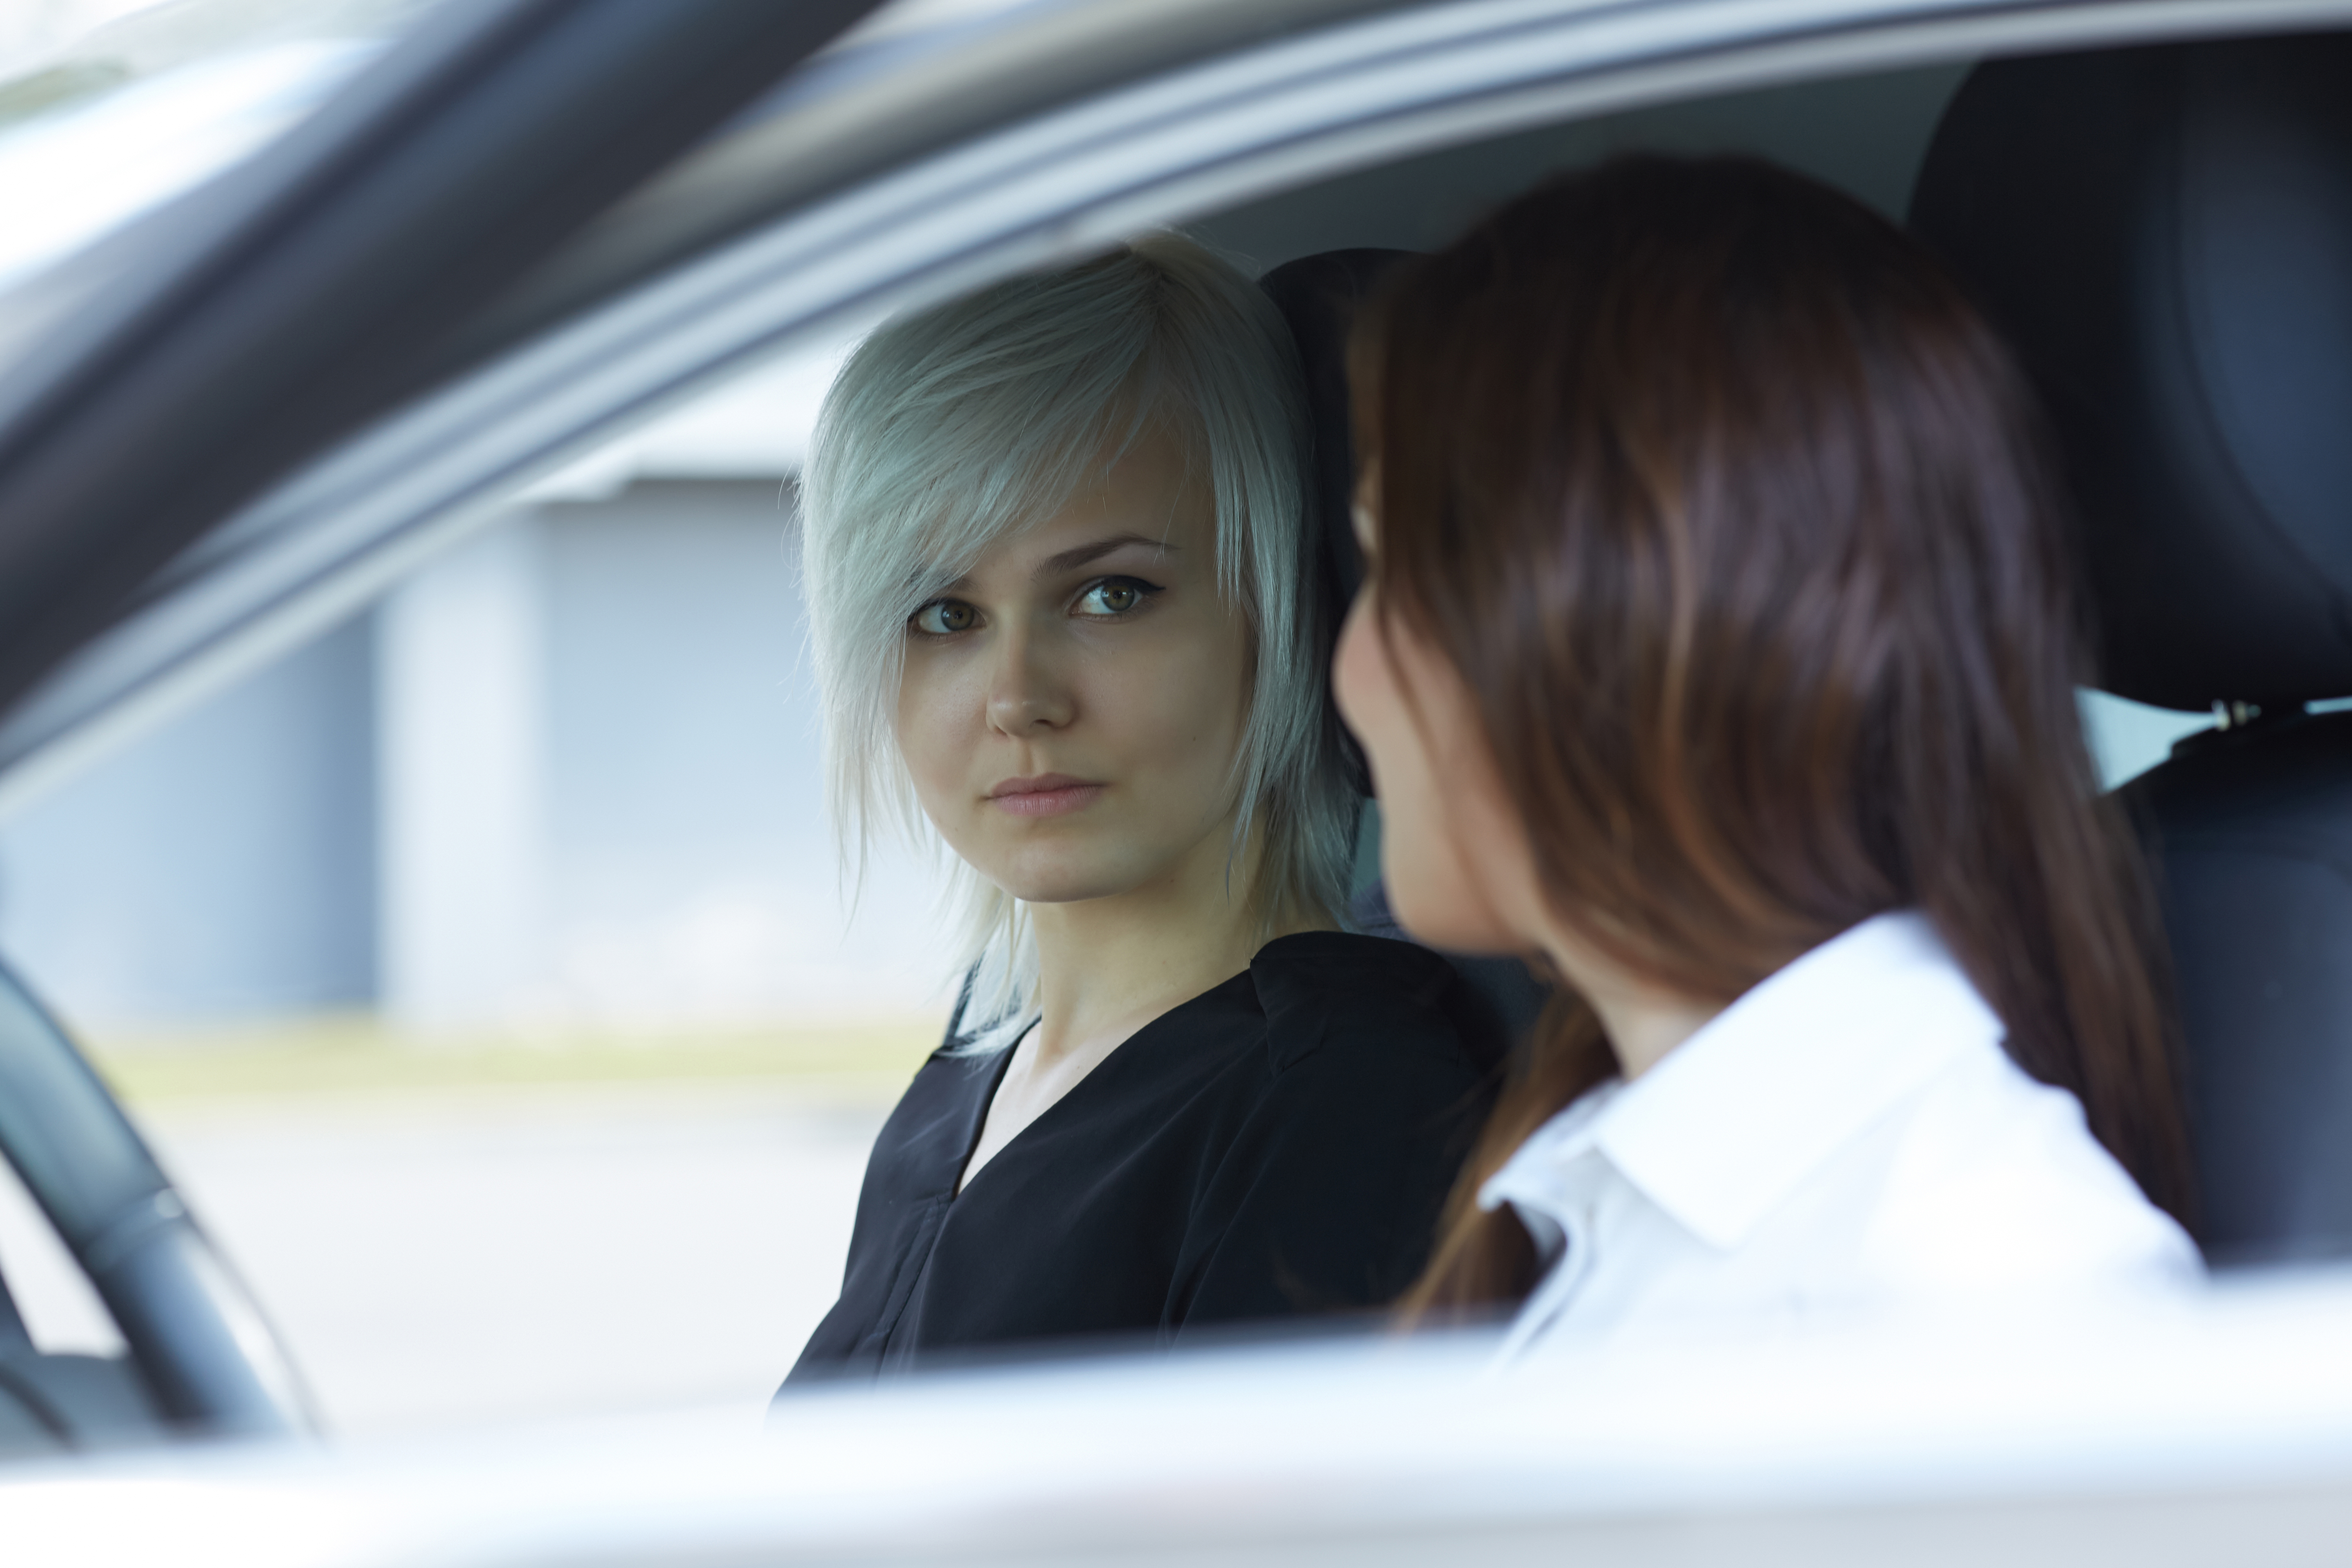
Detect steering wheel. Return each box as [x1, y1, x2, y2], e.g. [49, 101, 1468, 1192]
[0, 957, 310, 1438]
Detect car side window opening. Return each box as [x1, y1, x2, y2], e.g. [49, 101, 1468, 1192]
[0, 38, 2290, 1442]
[0, 325, 950, 1434]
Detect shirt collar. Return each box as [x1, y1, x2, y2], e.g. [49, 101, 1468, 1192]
[1482, 911, 2001, 1251]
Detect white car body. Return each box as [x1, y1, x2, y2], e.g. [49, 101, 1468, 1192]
[13, 1274, 2352, 1565]
[1, 0, 2349, 1561]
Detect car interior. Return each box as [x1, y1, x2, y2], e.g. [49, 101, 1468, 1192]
[0, 12, 2347, 1459]
[1252, 30, 2352, 1247]
[1911, 34, 2352, 1266]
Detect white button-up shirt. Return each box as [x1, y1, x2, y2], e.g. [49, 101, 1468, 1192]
[1484, 911, 2201, 1357]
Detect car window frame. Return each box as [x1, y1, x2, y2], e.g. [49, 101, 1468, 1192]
[1, 0, 2343, 819]
[0, 0, 885, 748]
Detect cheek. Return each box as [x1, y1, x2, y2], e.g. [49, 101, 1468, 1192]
[1336, 599, 1525, 953]
[1331, 591, 1391, 758]
[1334, 592, 1436, 831]
[893, 650, 978, 804]
[1101, 605, 1250, 762]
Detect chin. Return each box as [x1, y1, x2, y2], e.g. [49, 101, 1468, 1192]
[985, 855, 1146, 907]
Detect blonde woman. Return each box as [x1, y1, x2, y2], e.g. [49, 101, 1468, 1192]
[784, 237, 1490, 1383]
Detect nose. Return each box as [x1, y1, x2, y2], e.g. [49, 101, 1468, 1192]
[984, 621, 1075, 736]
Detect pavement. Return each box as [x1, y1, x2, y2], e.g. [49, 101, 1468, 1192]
[4, 1079, 900, 1437]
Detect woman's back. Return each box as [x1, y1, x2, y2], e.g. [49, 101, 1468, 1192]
[1481, 915, 2196, 1352]
[1332, 153, 2201, 1348]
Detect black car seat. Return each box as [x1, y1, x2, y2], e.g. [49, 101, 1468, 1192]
[1258, 249, 1552, 1066]
[1911, 32, 2352, 1263]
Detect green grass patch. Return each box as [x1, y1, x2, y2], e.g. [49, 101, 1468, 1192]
[84, 1013, 947, 1104]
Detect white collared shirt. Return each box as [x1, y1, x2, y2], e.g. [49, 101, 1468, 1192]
[1483, 912, 2201, 1357]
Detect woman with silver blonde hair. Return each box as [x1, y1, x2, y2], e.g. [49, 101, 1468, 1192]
[785, 235, 1490, 1382]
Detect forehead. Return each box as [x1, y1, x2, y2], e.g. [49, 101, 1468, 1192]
[946, 422, 1212, 580]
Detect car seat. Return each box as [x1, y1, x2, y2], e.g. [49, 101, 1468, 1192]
[1911, 31, 2352, 1263]
[1258, 249, 1551, 1068]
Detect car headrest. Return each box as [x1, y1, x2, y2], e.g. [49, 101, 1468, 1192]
[1909, 33, 2352, 712]
[1260, 249, 1550, 1045]
[1259, 247, 1416, 795]
[1258, 247, 1415, 604]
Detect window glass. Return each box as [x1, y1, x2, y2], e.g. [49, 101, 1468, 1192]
[0, 322, 946, 1435]
[0, 42, 2222, 1440]
[0, 0, 446, 296]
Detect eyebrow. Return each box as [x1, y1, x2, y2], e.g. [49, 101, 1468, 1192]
[1031, 532, 1178, 580]
[933, 533, 1180, 596]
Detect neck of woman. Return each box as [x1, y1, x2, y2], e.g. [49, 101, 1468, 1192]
[1025, 826, 1331, 1069]
[1535, 921, 1724, 1081]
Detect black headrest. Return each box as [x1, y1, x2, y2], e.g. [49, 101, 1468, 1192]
[1260, 248, 1415, 797]
[1258, 249, 1413, 614]
[1909, 33, 2352, 712]
[1259, 249, 1552, 1051]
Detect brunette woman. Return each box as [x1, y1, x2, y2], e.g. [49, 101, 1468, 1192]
[1336, 156, 2200, 1353]
[783, 236, 1489, 1383]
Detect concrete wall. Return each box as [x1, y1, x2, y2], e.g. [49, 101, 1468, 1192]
[378, 480, 938, 1034]
[0, 613, 378, 1027]
[375, 514, 552, 1033]
[0, 478, 941, 1038]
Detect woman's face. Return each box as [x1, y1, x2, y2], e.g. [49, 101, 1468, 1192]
[1332, 503, 1538, 956]
[895, 424, 1253, 907]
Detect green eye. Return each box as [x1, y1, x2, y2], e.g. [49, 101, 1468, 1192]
[1078, 578, 1153, 617]
[911, 599, 977, 635]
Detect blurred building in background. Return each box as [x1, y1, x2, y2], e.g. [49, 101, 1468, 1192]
[0, 349, 941, 1038]
[0, 0, 939, 1039]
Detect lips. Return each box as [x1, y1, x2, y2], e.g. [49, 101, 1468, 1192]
[988, 774, 1105, 818]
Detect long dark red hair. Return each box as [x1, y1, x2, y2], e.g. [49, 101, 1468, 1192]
[1354, 155, 2196, 1319]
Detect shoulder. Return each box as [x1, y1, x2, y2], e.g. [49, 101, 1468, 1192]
[1247, 931, 1481, 1079]
[1862, 1045, 2202, 1289]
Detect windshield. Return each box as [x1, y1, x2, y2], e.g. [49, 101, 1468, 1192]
[0, 0, 444, 296]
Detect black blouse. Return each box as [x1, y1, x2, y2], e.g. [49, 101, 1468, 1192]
[783, 931, 1495, 1384]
